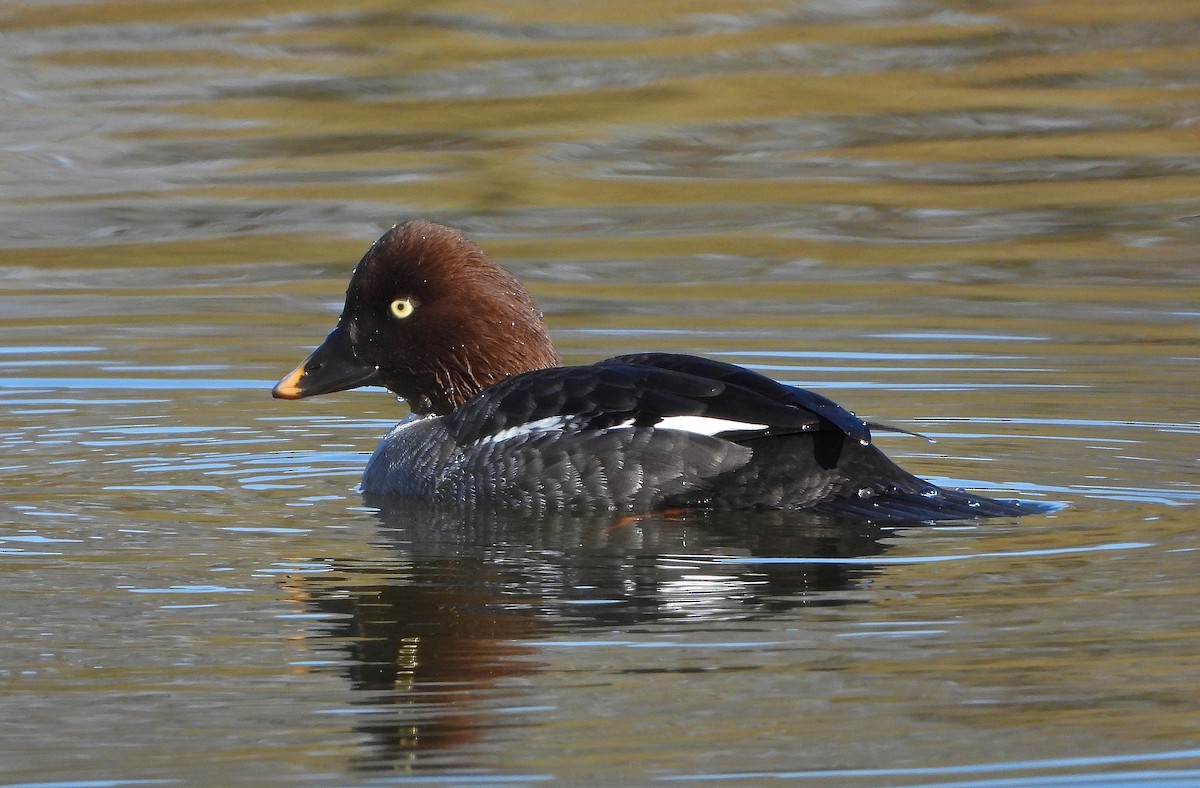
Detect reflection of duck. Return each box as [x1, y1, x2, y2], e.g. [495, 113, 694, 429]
[291, 552, 541, 769]
[295, 502, 896, 769]
[365, 501, 893, 625]
[276, 220, 1044, 520]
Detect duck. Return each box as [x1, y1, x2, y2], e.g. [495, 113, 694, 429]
[274, 219, 1042, 520]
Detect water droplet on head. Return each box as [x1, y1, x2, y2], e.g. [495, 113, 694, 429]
[857, 487, 875, 499]
[920, 488, 939, 498]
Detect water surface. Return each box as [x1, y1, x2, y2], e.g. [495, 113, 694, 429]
[2, 0, 1199, 784]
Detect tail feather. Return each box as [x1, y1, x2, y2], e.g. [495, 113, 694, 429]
[813, 486, 1054, 522]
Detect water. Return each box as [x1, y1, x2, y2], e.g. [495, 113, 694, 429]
[2, 0, 1199, 784]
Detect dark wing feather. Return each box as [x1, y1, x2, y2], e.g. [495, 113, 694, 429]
[442, 353, 869, 447]
[603, 353, 872, 444]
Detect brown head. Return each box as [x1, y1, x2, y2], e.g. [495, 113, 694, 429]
[273, 220, 560, 415]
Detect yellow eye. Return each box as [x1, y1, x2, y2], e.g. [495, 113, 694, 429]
[389, 298, 416, 319]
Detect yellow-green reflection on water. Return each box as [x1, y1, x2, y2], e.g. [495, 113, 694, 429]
[1, 0, 1199, 784]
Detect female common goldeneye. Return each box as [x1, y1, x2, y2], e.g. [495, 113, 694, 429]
[274, 220, 1040, 519]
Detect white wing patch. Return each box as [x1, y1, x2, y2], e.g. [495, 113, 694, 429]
[653, 415, 770, 437]
[471, 414, 769, 447]
[477, 415, 572, 446]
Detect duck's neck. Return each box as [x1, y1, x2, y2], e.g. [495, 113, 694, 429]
[386, 329, 559, 416]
